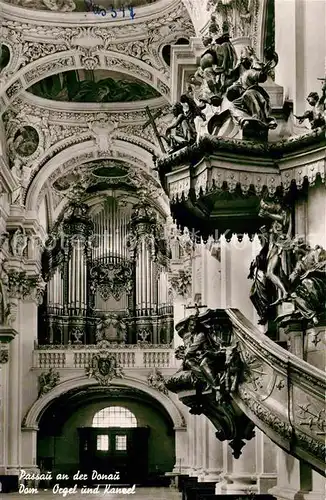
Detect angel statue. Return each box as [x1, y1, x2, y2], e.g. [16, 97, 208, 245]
[295, 86, 326, 130]
[258, 199, 292, 304]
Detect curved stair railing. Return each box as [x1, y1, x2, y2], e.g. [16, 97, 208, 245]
[165, 308, 325, 476]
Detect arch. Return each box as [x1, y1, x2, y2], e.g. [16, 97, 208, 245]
[22, 375, 187, 430]
[25, 139, 158, 212]
[1, 50, 170, 113]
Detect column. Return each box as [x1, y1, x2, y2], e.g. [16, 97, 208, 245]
[172, 296, 187, 349]
[269, 452, 302, 500]
[218, 441, 257, 495]
[194, 415, 205, 478]
[255, 430, 278, 493]
[187, 414, 197, 476]
[304, 470, 326, 500]
[202, 420, 223, 483]
[275, 0, 325, 114]
[204, 245, 221, 310]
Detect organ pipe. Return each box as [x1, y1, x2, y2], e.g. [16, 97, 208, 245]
[46, 197, 171, 322]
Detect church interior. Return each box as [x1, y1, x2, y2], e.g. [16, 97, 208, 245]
[0, 0, 325, 499]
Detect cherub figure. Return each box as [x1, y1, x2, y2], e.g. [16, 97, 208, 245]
[295, 90, 326, 130]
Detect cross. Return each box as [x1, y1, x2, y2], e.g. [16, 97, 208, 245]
[183, 302, 207, 318]
[142, 106, 167, 154]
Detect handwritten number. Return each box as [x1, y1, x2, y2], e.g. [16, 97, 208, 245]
[85, 1, 135, 19]
[128, 6, 135, 19]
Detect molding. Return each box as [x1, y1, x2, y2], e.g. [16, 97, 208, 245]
[0, 325, 18, 343]
[18, 91, 168, 114]
[24, 140, 169, 215]
[22, 374, 187, 430]
[163, 134, 326, 201]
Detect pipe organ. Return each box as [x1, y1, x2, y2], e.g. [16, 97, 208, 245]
[40, 196, 173, 346]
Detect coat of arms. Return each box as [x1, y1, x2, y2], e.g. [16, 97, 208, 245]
[85, 341, 124, 385]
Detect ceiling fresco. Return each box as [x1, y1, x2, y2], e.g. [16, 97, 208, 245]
[28, 70, 161, 103]
[3, 0, 157, 12]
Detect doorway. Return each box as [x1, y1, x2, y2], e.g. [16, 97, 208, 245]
[78, 427, 150, 484]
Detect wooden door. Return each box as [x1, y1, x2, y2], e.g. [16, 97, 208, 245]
[78, 427, 150, 484]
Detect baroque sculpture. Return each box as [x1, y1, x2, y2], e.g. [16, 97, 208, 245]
[249, 199, 326, 326]
[163, 94, 206, 153]
[38, 368, 60, 397]
[295, 82, 326, 130]
[147, 367, 168, 394]
[161, 3, 279, 153]
[166, 309, 255, 458]
[173, 311, 242, 403]
[96, 313, 127, 344]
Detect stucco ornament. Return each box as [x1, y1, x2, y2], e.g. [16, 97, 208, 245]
[85, 342, 124, 385]
[38, 368, 60, 397]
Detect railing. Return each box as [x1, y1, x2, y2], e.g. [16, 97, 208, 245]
[33, 346, 177, 370]
[45, 304, 173, 318]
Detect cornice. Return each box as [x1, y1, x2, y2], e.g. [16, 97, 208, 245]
[18, 91, 168, 114]
[161, 131, 326, 201]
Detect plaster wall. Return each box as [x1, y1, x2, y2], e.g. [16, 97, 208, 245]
[275, 0, 325, 114]
[306, 182, 326, 249]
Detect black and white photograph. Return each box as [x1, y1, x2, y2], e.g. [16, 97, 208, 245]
[0, 0, 325, 499]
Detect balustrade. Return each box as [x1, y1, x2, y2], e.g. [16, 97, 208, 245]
[33, 346, 177, 370]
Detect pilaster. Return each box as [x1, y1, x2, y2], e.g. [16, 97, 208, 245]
[6, 298, 21, 475]
[173, 427, 189, 474]
[0, 326, 17, 473]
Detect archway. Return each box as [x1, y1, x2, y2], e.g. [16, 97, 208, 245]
[23, 377, 186, 485]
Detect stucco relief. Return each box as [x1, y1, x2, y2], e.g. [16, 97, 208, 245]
[0, 0, 195, 109]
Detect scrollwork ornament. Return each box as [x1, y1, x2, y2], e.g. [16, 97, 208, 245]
[7, 270, 45, 304]
[147, 367, 168, 394]
[0, 347, 9, 364]
[90, 261, 133, 301]
[38, 368, 60, 398]
[169, 268, 192, 298]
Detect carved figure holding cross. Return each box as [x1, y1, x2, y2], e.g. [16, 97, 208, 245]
[142, 106, 167, 154]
